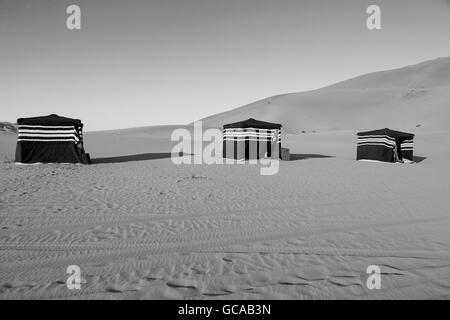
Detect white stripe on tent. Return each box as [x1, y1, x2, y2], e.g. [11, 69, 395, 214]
[18, 125, 79, 132]
[19, 130, 77, 134]
[357, 137, 396, 142]
[18, 133, 79, 139]
[224, 138, 281, 143]
[223, 132, 279, 137]
[224, 129, 280, 137]
[18, 125, 77, 129]
[223, 127, 279, 131]
[18, 134, 79, 139]
[358, 140, 396, 146]
[18, 135, 79, 138]
[358, 136, 396, 141]
[357, 143, 397, 149]
[18, 133, 78, 137]
[224, 133, 276, 138]
[357, 139, 395, 143]
[224, 137, 281, 143]
[357, 134, 396, 140]
[17, 139, 79, 142]
[18, 135, 80, 142]
[223, 129, 279, 133]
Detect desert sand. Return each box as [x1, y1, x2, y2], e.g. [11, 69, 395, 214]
[1, 126, 450, 299]
[201, 57, 450, 133]
[1, 58, 450, 299]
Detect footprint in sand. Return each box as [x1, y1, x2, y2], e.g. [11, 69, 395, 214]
[165, 279, 201, 298]
[105, 283, 141, 293]
[166, 279, 198, 290]
[2, 279, 37, 290]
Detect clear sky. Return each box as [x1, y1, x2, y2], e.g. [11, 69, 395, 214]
[1, 0, 450, 130]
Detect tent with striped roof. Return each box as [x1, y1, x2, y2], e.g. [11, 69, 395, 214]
[15, 114, 90, 164]
[223, 118, 282, 160]
[356, 128, 414, 163]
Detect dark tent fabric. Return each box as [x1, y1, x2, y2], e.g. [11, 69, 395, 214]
[223, 118, 282, 130]
[357, 128, 414, 163]
[17, 114, 82, 126]
[357, 128, 414, 139]
[15, 114, 90, 164]
[223, 118, 282, 160]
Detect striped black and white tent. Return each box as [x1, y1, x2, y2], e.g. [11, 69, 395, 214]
[357, 128, 414, 163]
[223, 118, 282, 160]
[15, 114, 90, 164]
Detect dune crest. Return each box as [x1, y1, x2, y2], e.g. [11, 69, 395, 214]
[201, 57, 450, 133]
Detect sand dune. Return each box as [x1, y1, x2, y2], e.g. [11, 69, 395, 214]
[201, 57, 450, 133]
[0, 123, 17, 134]
[1, 58, 450, 300]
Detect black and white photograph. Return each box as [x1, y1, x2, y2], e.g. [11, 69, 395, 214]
[1, 0, 450, 304]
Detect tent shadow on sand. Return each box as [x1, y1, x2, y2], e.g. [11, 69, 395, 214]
[91, 152, 184, 164]
[413, 156, 427, 163]
[289, 153, 335, 161]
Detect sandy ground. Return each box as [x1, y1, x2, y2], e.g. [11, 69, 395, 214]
[1, 127, 450, 300]
[201, 58, 450, 133]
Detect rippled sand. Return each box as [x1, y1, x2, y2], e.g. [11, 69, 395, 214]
[1, 129, 449, 299]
